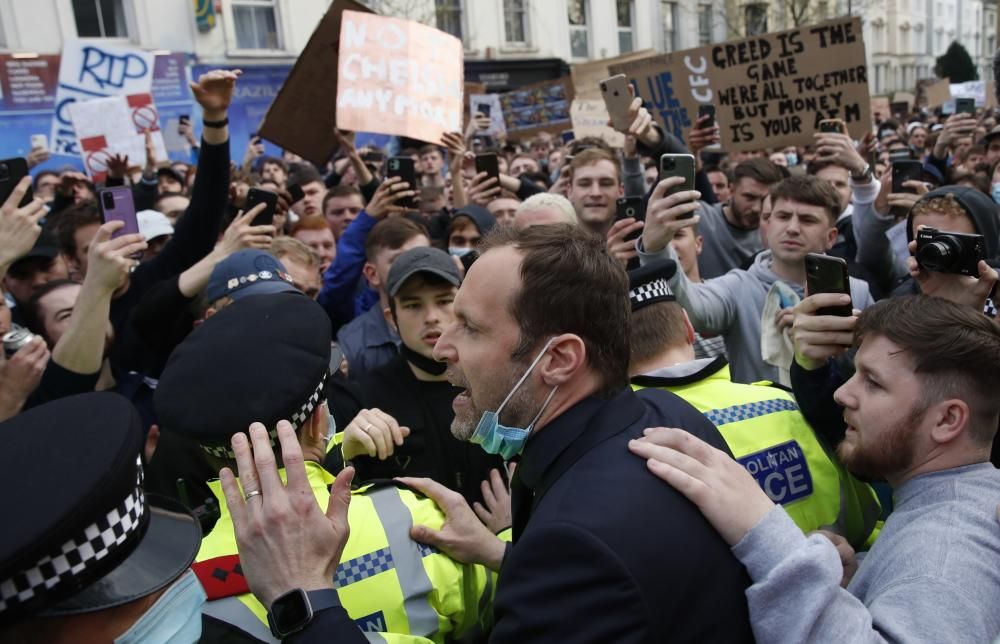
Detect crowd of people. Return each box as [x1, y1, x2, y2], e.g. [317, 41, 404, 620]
[0, 56, 999, 644]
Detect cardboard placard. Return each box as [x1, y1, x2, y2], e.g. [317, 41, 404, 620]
[570, 99, 625, 147]
[69, 93, 167, 183]
[469, 94, 506, 136]
[570, 49, 657, 100]
[609, 17, 870, 152]
[257, 0, 372, 166]
[944, 80, 993, 112]
[499, 78, 574, 141]
[921, 78, 951, 108]
[889, 101, 910, 117]
[870, 96, 890, 123]
[51, 40, 155, 157]
[892, 91, 915, 110]
[335, 11, 463, 144]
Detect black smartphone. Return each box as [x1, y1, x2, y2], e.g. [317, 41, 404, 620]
[179, 114, 190, 124]
[819, 119, 844, 134]
[561, 130, 575, 144]
[698, 104, 716, 127]
[659, 154, 697, 217]
[287, 183, 305, 205]
[474, 153, 500, 187]
[956, 97, 976, 115]
[245, 188, 278, 227]
[892, 160, 923, 194]
[386, 157, 417, 209]
[0, 157, 32, 207]
[477, 104, 492, 118]
[805, 253, 852, 316]
[616, 197, 647, 242]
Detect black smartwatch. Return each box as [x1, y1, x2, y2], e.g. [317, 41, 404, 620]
[267, 588, 341, 638]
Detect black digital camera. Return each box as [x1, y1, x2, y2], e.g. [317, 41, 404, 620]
[915, 227, 985, 277]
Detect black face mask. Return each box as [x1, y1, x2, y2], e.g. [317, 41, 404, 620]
[399, 342, 448, 376]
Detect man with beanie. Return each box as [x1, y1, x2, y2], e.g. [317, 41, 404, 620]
[154, 292, 495, 642]
[627, 260, 880, 549]
[328, 247, 506, 510]
[445, 205, 496, 258]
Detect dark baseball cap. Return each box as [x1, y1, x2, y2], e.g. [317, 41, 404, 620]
[156, 166, 185, 186]
[205, 249, 300, 304]
[386, 247, 461, 298]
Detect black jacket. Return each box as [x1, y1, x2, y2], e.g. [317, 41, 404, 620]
[327, 354, 505, 506]
[492, 387, 754, 643]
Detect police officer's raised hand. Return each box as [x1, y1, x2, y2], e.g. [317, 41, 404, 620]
[221, 421, 355, 608]
[397, 476, 507, 572]
[342, 408, 410, 461]
[628, 427, 775, 546]
[366, 177, 415, 220]
[641, 177, 700, 253]
[85, 221, 147, 294]
[792, 293, 859, 371]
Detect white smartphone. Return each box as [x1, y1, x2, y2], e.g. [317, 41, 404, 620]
[600, 74, 633, 132]
[30, 134, 48, 152]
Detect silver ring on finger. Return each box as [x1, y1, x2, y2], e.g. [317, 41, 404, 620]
[363, 423, 374, 434]
[244, 489, 262, 501]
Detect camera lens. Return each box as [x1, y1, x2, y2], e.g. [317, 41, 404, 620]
[102, 192, 114, 210]
[625, 207, 636, 217]
[918, 239, 958, 271]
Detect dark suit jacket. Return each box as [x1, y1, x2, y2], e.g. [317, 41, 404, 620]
[491, 387, 754, 643]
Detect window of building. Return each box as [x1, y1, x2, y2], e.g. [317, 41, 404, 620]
[568, 0, 590, 59]
[815, 0, 828, 19]
[661, 1, 677, 51]
[698, 4, 712, 44]
[503, 0, 529, 44]
[72, 0, 129, 38]
[745, 3, 768, 36]
[232, 0, 281, 50]
[435, 0, 463, 39]
[617, 0, 634, 53]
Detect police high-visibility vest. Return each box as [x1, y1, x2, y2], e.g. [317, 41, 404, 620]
[195, 461, 496, 643]
[633, 357, 881, 548]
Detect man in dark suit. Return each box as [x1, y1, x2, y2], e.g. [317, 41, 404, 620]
[219, 223, 754, 642]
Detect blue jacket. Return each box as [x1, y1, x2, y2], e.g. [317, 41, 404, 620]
[318, 210, 380, 331]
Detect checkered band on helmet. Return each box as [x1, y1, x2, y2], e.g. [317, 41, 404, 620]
[629, 278, 675, 310]
[0, 458, 146, 614]
[198, 371, 329, 460]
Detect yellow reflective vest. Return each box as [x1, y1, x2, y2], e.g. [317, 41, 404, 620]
[196, 461, 496, 643]
[633, 357, 881, 548]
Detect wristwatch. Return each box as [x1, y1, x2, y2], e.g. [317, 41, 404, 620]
[267, 588, 341, 638]
[851, 162, 873, 183]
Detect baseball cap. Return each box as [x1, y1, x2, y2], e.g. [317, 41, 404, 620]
[386, 247, 461, 298]
[981, 124, 1000, 144]
[205, 249, 300, 304]
[156, 166, 185, 186]
[137, 210, 174, 241]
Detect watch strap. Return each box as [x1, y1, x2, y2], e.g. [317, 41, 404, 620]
[851, 162, 872, 182]
[267, 588, 341, 639]
[304, 588, 341, 613]
[203, 117, 229, 128]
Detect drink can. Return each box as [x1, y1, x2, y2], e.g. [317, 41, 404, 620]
[3, 327, 35, 359]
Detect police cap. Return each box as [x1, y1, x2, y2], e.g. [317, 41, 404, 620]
[627, 259, 677, 312]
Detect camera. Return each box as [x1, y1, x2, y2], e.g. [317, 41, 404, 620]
[916, 227, 985, 277]
[388, 159, 399, 171]
[102, 191, 115, 210]
[661, 157, 676, 170]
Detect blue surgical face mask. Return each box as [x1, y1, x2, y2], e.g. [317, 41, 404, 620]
[785, 152, 799, 167]
[114, 570, 206, 644]
[469, 338, 559, 460]
[449, 247, 474, 258]
[991, 182, 1000, 205]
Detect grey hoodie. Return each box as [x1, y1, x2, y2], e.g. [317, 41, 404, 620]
[639, 246, 874, 384]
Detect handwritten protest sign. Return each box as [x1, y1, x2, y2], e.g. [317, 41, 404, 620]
[499, 78, 574, 140]
[610, 17, 869, 152]
[570, 99, 625, 147]
[69, 93, 167, 183]
[571, 49, 657, 100]
[920, 78, 951, 108]
[258, 0, 372, 165]
[469, 94, 506, 136]
[336, 11, 463, 143]
[51, 40, 155, 158]
[944, 80, 994, 112]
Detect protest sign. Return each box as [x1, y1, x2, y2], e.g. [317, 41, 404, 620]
[258, 0, 372, 166]
[944, 80, 992, 112]
[469, 94, 506, 136]
[499, 78, 574, 140]
[335, 11, 463, 144]
[570, 99, 625, 147]
[571, 49, 657, 100]
[51, 40, 155, 158]
[610, 17, 870, 152]
[870, 96, 890, 123]
[893, 91, 915, 110]
[920, 78, 951, 108]
[69, 93, 167, 183]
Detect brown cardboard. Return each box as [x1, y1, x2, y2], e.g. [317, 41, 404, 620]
[920, 78, 951, 108]
[571, 49, 657, 100]
[256, 0, 372, 166]
[610, 16, 870, 152]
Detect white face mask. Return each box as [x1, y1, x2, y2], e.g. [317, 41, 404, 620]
[114, 570, 205, 644]
[449, 247, 474, 258]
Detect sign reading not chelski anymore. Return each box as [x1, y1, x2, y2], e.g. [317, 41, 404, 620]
[610, 17, 870, 152]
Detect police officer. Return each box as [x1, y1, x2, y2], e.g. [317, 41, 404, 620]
[0, 393, 204, 642]
[154, 292, 494, 643]
[627, 260, 881, 548]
